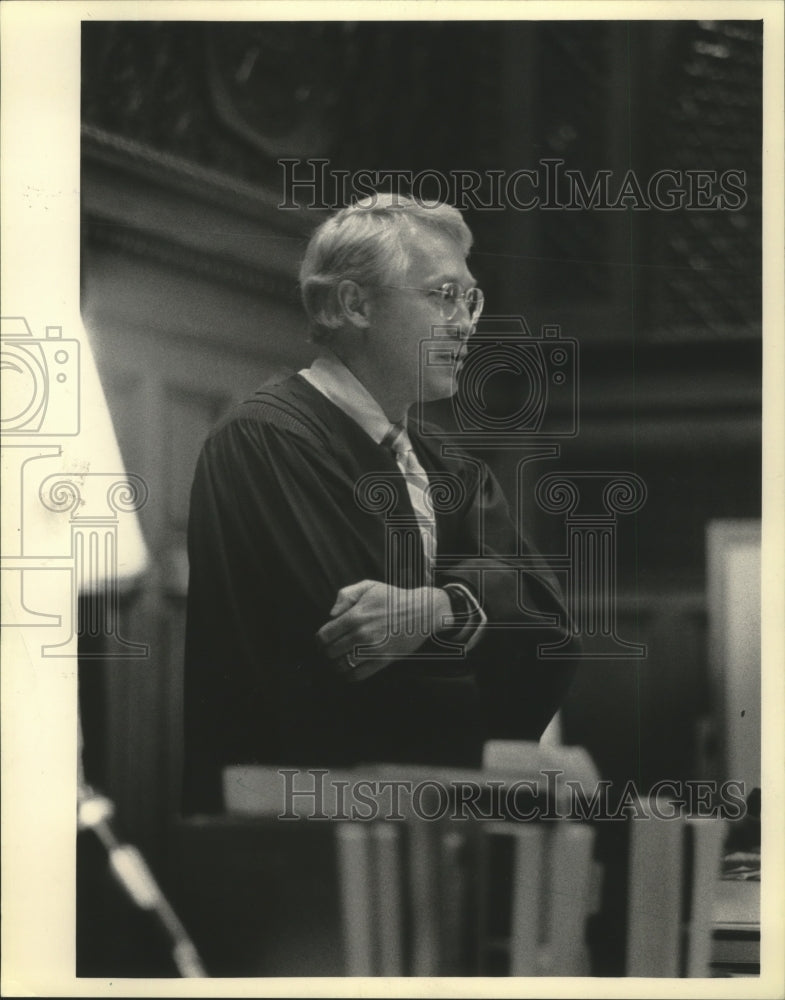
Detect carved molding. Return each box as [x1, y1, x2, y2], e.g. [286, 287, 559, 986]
[82, 125, 319, 303]
[84, 214, 300, 303]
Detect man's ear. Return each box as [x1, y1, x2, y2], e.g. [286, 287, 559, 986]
[336, 279, 372, 329]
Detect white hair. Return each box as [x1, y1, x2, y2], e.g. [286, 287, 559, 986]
[298, 193, 473, 342]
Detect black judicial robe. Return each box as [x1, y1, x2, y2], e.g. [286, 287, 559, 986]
[182, 374, 579, 813]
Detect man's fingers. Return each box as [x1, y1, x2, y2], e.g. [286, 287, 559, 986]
[317, 581, 429, 664]
[330, 579, 376, 616]
[324, 631, 365, 661]
[316, 611, 357, 648]
[317, 617, 370, 661]
[330, 593, 355, 617]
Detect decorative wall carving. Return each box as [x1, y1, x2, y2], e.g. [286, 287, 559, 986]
[82, 20, 761, 339]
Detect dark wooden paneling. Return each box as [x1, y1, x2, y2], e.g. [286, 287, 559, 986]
[169, 818, 344, 977]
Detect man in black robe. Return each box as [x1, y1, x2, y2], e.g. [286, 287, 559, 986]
[182, 195, 578, 814]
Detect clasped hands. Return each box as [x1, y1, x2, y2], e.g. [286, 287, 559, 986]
[316, 579, 452, 680]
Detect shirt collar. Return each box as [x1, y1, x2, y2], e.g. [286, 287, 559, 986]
[299, 351, 403, 445]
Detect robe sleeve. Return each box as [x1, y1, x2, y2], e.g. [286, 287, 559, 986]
[182, 406, 389, 811]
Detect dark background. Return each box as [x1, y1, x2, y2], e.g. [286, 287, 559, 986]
[78, 19, 762, 976]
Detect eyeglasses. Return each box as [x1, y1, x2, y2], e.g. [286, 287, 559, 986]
[376, 281, 485, 323]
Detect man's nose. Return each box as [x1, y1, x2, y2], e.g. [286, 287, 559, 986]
[455, 296, 472, 319]
[455, 297, 479, 335]
[447, 296, 467, 324]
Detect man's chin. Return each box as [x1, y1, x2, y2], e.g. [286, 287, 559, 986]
[421, 369, 459, 403]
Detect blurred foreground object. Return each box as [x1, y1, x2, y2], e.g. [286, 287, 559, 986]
[78, 774, 207, 978]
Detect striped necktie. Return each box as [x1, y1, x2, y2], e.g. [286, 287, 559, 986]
[382, 423, 437, 584]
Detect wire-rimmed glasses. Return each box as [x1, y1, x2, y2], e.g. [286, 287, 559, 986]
[377, 281, 485, 323]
